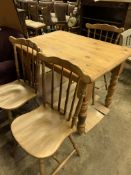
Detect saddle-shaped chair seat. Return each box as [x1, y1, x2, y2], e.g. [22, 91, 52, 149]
[0, 80, 36, 110]
[11, 105, 74, 158]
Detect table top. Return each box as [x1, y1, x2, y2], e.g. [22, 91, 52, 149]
[30, 31, 131, 82]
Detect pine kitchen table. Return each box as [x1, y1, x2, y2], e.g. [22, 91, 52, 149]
[30, 31, 131, 134]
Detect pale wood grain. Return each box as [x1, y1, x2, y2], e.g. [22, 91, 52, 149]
[120, 29, 131, 62]
[11, 105, 75, 158]
[0, 80, 36, 110]
[30, 31, 131, 81]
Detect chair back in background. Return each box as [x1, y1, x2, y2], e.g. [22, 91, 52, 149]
[54, 2, 68, 21]
[28, 2, 39, 21]
[86, 23, 124, 44]
[39, 1, 54, 12]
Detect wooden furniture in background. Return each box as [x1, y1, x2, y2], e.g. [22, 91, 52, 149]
[80, 0, 131, 35]
[85, 23, 124, 104]
[0, 36, 40, 124]
[25, 2, 46, 36]
[30, 31, 131, 134]
[11, 53, 90, 175]
[17, 8, 28, 37]
[54, 2, 68, 30]
[120, 28, 131, 62]
[86, 23, 124, 44]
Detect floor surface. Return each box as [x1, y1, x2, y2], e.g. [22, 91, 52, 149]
[0, 63, 131, 175]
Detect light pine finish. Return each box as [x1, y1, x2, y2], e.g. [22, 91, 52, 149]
[30, 31, 131, 82]
[86, 23, 124, 104]
[120, 28, 131, 47]
[11, 53, 90, 175]
[0, 36, 40, 123]
[11, 105, 75, 158]
[9, 36, 40, 90]
[30, 31, 131, 133]
[86, 23, 124, 44]
[105, 63, 125, 107]
[120, 28, 131, 62]
[0, 80, 36, 110]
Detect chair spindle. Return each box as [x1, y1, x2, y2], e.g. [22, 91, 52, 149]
[51, 64, 54, 109]
[58, 67, 64, 112]
[64, 71, 72, 115]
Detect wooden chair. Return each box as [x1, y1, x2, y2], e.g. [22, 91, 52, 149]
[86, 23, 124, 104]
[11, 53, 91, 175]
[39, 1, 54, 13]
[28, 1, 39, 21]
[39, 5, 54, 32]
[0, 36, 40, 124]
[25, 2, 46, 36]
[54, 2, 68, 30]
[119, 28, 131, 63]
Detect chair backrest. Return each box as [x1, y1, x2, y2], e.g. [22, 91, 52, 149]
[54, 2, 68, 21]
[38, 52, 91, 128]
[9, 36, 41, 92]
[28, 2, 39, 21]
[119, 29, 131, 47]
[86, 23, 124, 44]
[39, 1, 54, 12]
[39, 6, 52, 26]
[68, 3, 75, 15]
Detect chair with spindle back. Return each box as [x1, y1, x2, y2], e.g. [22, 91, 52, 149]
[86, 23, 124, 104]
[0, 36, 40, 124]
[119, 28, 131, 63]
[11, 53, 91, 175]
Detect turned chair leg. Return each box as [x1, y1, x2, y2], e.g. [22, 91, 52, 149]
[104, 74, 108, 90]
[68, 135, 80, 156]
[7, 110, 18, 157]
[92, 83, 95, 105]
[39, 159, 46, 175]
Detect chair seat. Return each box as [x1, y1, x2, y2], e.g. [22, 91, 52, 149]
[51, 13, 70, 24]
[50, 12, 56, 18]
[0, 80, 36, 110]
[11, 105, 74, 158]
[25, 19, 46, 29]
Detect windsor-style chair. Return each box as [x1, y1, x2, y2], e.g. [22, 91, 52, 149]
[11, 52, 91, 175]
[119, 28, 131, 63]
[0, 36, 40, 124]
[86, 23, 124, 104]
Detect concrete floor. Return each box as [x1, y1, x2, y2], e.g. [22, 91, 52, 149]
[0, 63, 131, 175]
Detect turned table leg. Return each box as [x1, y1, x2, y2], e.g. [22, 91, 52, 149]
[39, 159, 46, 175]
[77, 83, 93, 134]
[105, 63, 124, 107]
